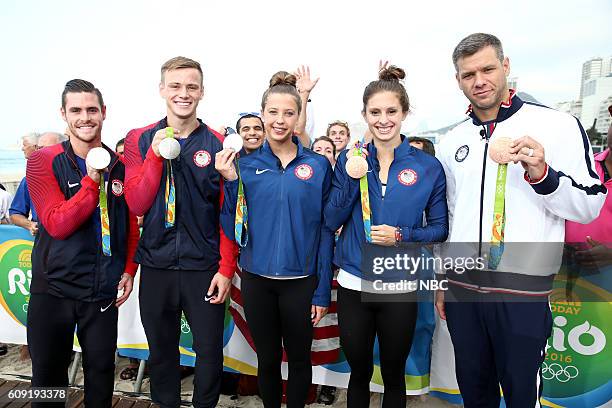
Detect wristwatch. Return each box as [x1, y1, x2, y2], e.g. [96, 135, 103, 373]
[394, 227, 403, 246]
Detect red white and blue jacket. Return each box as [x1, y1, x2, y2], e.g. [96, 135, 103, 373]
[123, 118, 237, 277]
[27, 141, 139, 301]
[437, 92, 607, 295]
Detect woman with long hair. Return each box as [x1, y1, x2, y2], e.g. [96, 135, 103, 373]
[216, 71, 334, 408]
[325, 65, 448, 407]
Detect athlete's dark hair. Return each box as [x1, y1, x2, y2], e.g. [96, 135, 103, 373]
[311, 136, 337, 156]
[261, 71, 302, 114]
[408, 136, 435, 156]
[236, 114, 264, 133]
[61, 79, 104, 109]
[362, 66, 410, 114]
[452, 33, 504, 71]
[115, 138, 125, 152]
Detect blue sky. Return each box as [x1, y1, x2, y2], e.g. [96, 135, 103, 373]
[1, 0, 611, 148]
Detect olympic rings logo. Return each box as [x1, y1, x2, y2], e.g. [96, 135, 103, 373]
[542, 362, 579, 383]
[180, 318, 191, 334]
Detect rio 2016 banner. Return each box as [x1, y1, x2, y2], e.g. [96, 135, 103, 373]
[0, 226, 34, 344]
[1, 225, 610, 405]
[429, 268, 611, 407]
[542, 268, 611, 407]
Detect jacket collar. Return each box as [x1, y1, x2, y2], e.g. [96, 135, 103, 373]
[262, 136, 304, 158]
[467, 89, 523, 126]
[158, 117, 204, 136]
[365, 134, 414, 159]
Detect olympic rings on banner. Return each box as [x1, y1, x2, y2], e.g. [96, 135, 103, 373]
[541, 362, 579, 383]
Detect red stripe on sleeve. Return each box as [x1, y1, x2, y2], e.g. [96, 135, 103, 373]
[123, 123, 164, 216]
[217, 177, 238, 278]
[123, 212, 140, 276]
[209, 126, 225, 144]
[26, 146, 99, 240]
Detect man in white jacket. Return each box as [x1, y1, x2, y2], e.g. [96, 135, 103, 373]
[435, 33, 606, 407]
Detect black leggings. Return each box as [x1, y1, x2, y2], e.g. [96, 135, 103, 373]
[337, 286, 418, 408]
[27, 293, 118, 408]
[139, 266, 225, 408]
[240, 271, 317, 408]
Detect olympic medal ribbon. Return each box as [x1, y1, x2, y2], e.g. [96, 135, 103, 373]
[164, 127, 176, 228]
[355, 144, 372, 243]
[488, 163, 507, 269]
[234, 158, 248, 247]
[99, 177, 112, 256]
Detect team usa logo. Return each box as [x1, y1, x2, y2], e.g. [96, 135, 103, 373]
[294, 164, 314, 180]
[193, 150, 211, 168]
[455, 145, 469, 162]
[398, 169, 418, 186]
[111, 180, 124, 196]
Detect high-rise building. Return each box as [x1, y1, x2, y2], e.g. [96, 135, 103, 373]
[595, 96, 612, 135]
[556, 100, 582, 118]
[581, 76, 612, 130]
[580, 57, 612, 99]
[507, 77, 518, 90]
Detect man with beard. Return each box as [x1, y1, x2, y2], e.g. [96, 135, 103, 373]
[436, 33, 606, 407]
[26, 79, 139, 407]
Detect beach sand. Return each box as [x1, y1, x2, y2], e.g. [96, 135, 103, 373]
[0, 345, 459, 407]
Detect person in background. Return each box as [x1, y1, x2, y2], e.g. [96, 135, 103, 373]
[21, 132, 40, 160]
[408, 136, 435, 156]
[0, 184, 11, 224]
[10, 132, 66, 235]
[310, 135, 339, 405]
[327, 120, 350, 159]
[294, 65, 319, 147]
[311, 136, 337, 168]
[9, 131, 66, 362]
[115, 138, 125, 156]
[236, 113, 265, 155]
[407, 137, 436, 405]
[0, 183, 10, 356]
[565, 105, 612, 269]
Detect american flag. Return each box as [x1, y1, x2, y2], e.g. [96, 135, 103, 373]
[229, 268, 340, 365]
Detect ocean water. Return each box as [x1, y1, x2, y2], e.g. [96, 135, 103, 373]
[0, 149, 26, 176]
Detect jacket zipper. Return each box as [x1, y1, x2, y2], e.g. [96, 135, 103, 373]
[175, 158, 180, 268]
[276, 167, 285, 271]
[478, 126, 490, 258]
[68, 147, 120, 299]
[274, 152, 302, 274]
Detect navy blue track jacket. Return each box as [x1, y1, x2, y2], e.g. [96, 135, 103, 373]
[325, 136, 449, 280]
[221, 138, 335, 306]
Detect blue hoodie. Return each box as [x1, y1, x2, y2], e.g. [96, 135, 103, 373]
[221, 138, 334, 306]
[325, 137, 449, 279]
